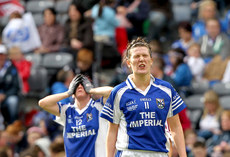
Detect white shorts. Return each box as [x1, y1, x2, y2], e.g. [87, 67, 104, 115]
[116, 150, 168, 157]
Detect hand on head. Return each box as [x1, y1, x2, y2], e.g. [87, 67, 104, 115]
[67, 74, 83, 96]
[82, 76, 94, 93]
[67, 74, 94, 96]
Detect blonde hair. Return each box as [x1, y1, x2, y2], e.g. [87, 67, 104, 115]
[188, 43, 200, 50]
[202, 90, 222, 119]
[198, 0, 216, 19]
[222, 110, 230, 119]
[126, 37, 152, 59]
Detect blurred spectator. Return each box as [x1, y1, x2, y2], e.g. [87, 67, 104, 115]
[20, 145, 45, 157]
[207, 110, 230, 156]
[151, 57, 177, 89]
[26, 126, 45, 147]
[0, 146, 12, 157]
[198, 18, 230, 61]
[0, 120, 25, 156]
[0, 44, 20, 124]
[35, 7, 64, 54]
[91, 0, 119, 43]
[149, 40, 163, 54]
[168, 48, 192, 96]
[32, 111, 60, 140]
[184, 129, 198, 155]
[51, 67, 74, 104]
[91, 0, 120, 68]
[189, 141, 209, 157]
[34, 137, 51, 157]
[186, 43, 205, 82]
[5, 120, 25, 155]
[49, 140, 65, 157]
[62, 2, 94, 55]
[109, 51, 130, 86]
[192, 0, 219, 41]
[74, 48, 94, 82]
[203, 55, 230, 85]
[116, 5, 132, 28]
[116, 0, 150, 40]
[8, 46, 31, 95]
[74, 0, 100, 11]
[172, 21, 194, 53]
[222, 9, 230, 38]
[2, 12, 41, 53]
[196, 90, 222, 140]
[147, 0, 172, 40]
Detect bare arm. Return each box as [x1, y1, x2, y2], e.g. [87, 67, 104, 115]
[38, 92, 70, 116]
[107, 122, 119, 157]
[89, 86, 113, 104]
[167, 114, 187, 157]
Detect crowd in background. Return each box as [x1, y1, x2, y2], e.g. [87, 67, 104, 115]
[0, 0, 230, 156]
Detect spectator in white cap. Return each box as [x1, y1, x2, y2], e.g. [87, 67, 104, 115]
[0, 44, 20, 124]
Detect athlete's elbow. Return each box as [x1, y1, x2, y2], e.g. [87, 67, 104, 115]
[38, 99, 46, 108]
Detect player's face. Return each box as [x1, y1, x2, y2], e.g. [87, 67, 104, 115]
[127, 46, 153, 76]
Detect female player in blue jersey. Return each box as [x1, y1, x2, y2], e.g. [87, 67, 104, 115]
[100, 37, 187, 157]
[39, 74, 113, 157]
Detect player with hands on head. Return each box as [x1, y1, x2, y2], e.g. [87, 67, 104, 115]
[38, 74, 112, 157]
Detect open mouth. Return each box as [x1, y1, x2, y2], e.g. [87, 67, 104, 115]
[139, 64, 145, 68]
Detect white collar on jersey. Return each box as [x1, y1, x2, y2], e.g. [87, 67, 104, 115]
[74, 98, 93, 115]
[126, 74, 155, 95]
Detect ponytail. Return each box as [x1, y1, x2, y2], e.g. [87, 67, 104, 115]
[98, 0, 105, 17]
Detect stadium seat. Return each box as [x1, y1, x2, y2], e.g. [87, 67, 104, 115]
[55, 0, 71, 14]
[185, 94, 204, 128]
[172, 4, 192, 22]
[189, 81, 210, 95]
[27, 67, 48, 99]
[25, 53, 43, 68]
[0, 15, 9, 27]
[56, 13, 68, 25]
[220, 96, 230, 109]
[41, 52, 73, 69]
[186, 109, 202, 129]
[212, 82, 230, 96]
[171, 0, 192, 4]
[32, 13, 43, 26]
[185, 94, 204, 110]
[26, 1, 55, 13]
[20, 0, 26, 7]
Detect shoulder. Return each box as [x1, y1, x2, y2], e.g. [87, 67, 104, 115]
[92, 99, 104, 112]
[109, 81, 129, 99]
[112, 82, 128, 93]
[153, 78, 173, 90]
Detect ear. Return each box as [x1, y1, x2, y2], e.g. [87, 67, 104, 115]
[151, 58, 153, 66]
[126, 59, 131, 69]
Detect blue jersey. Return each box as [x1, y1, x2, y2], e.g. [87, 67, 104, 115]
[58, 98, 107, 157]
[100, 75, 186, 153]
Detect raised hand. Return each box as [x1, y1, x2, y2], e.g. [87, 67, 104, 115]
[67, 74, 83, 96]
[82, 76, 94, 93]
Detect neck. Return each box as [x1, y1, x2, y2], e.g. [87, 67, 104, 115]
[155, 71, 164, 79]
[75, 97, 91, 110]
[132, 73, 151, 91]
